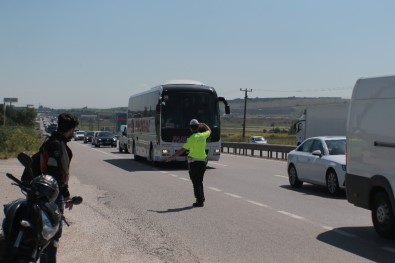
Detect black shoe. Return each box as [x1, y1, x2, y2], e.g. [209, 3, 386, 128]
[193, 202, 204, 207]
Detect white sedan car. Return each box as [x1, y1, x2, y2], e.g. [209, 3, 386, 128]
[249, 136, 267, 144]
[287, 136, 346, 195]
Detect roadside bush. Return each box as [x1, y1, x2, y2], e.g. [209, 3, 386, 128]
[0, 126, 43, 159]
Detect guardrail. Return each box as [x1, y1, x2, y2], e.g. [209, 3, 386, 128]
[221, 142, 296, 161]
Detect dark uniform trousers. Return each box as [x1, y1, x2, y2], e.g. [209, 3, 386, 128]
[188, 161, 207, 203]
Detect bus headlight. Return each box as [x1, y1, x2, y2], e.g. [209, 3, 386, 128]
[162, 149, 169, 156]
[213, 149, 220, 155]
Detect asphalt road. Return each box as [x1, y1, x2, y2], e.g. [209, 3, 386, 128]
[1, 140, 395, 262]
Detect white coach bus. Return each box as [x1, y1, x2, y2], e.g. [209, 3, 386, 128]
[127, 80, 230, 163]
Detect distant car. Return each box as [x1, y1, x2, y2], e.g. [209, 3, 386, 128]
[74, 130, 85, 141]
[92, 131, 117, 148]
[83, 131, 95, 144]
[249, 136, 267, 144]
[287, 136, 346, 195]
[91, 131, 100, 145]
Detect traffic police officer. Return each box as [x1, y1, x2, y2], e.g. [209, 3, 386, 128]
[166, 119, 211, 207]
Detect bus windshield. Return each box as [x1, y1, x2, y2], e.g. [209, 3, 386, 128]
[161, 92, 220, 129]
[160, 91, 220, 143]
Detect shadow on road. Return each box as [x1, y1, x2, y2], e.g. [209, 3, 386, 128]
[147, 206, 194, 213]
[280, 184, 347, 200]
[317, 226, 395, 263]
[103, 159, 158, 172]
[104, 158, 217, 172]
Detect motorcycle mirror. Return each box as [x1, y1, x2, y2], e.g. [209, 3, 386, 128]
[17, 152, 33, 169]
[71, 196, 83, 205]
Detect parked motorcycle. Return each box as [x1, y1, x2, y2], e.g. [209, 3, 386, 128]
[0, 152, 82, 263]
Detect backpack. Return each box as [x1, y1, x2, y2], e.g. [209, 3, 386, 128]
[21, 146, 43, 182]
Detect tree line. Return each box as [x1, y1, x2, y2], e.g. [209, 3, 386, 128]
[1, 105, 36, 126]
[0, 105, 41, 159]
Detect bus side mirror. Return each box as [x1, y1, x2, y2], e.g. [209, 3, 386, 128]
[218, 97, 230, 115]
[225, 105, 230, 114]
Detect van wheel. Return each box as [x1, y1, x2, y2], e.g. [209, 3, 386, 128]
[326, 169, 340, 195]
[288, 164, 303, 188]
[372, 191, 395, 238]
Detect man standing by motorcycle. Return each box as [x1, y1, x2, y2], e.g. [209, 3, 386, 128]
[166, 119, 211, 207]
[39, 113, 79, 263]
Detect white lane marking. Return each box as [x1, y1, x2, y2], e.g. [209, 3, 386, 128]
[209, 162, 228, 167]
[247, 200, 269, 208]
[223, 153, 286, 164]
[92, 148, 113, 156]
[383, 247, 395, 254]
[160, 170, 365, 241]
[332, 229, 358, 238]
[322, 226, 359, 239]
[273, 174, 288, 179]
[277, 210, 305, 220]
[208, 187, 222, 192]
[179, 177, 190, 181]
[225, 192, 242, 199]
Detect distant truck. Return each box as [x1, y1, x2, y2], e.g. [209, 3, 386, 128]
[346, 75, 395, 238]
[118, 124, 129, 153]
[294, 102, 349, 145]
[115, 112, 127, 132]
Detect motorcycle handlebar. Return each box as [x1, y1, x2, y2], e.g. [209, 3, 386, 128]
[6, 173, 22, 186]
[6, 173, 83, 205]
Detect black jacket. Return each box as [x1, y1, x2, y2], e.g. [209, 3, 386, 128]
[40, 131, 72, 198]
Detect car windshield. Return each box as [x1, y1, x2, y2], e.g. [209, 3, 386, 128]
[85, 132, 94, 136]
[325, 139, 346, 155]
[77, 131, 85, 135]
[98, 132, 114, 137]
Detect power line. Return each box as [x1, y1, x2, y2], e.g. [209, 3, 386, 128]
[253, 86, 353, 93]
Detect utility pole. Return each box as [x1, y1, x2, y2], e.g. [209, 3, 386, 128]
[240, 89, 252, 141]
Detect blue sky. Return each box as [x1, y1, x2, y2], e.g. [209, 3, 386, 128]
[1, 0, 395, 108]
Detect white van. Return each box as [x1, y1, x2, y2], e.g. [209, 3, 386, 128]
[346, 75, 395, 238]
[118, 124, 129, 153]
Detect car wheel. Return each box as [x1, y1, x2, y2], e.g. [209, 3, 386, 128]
[288, 164, 303, 188]
[326, 169, 340, 195]
[372, 191, 395, 238]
